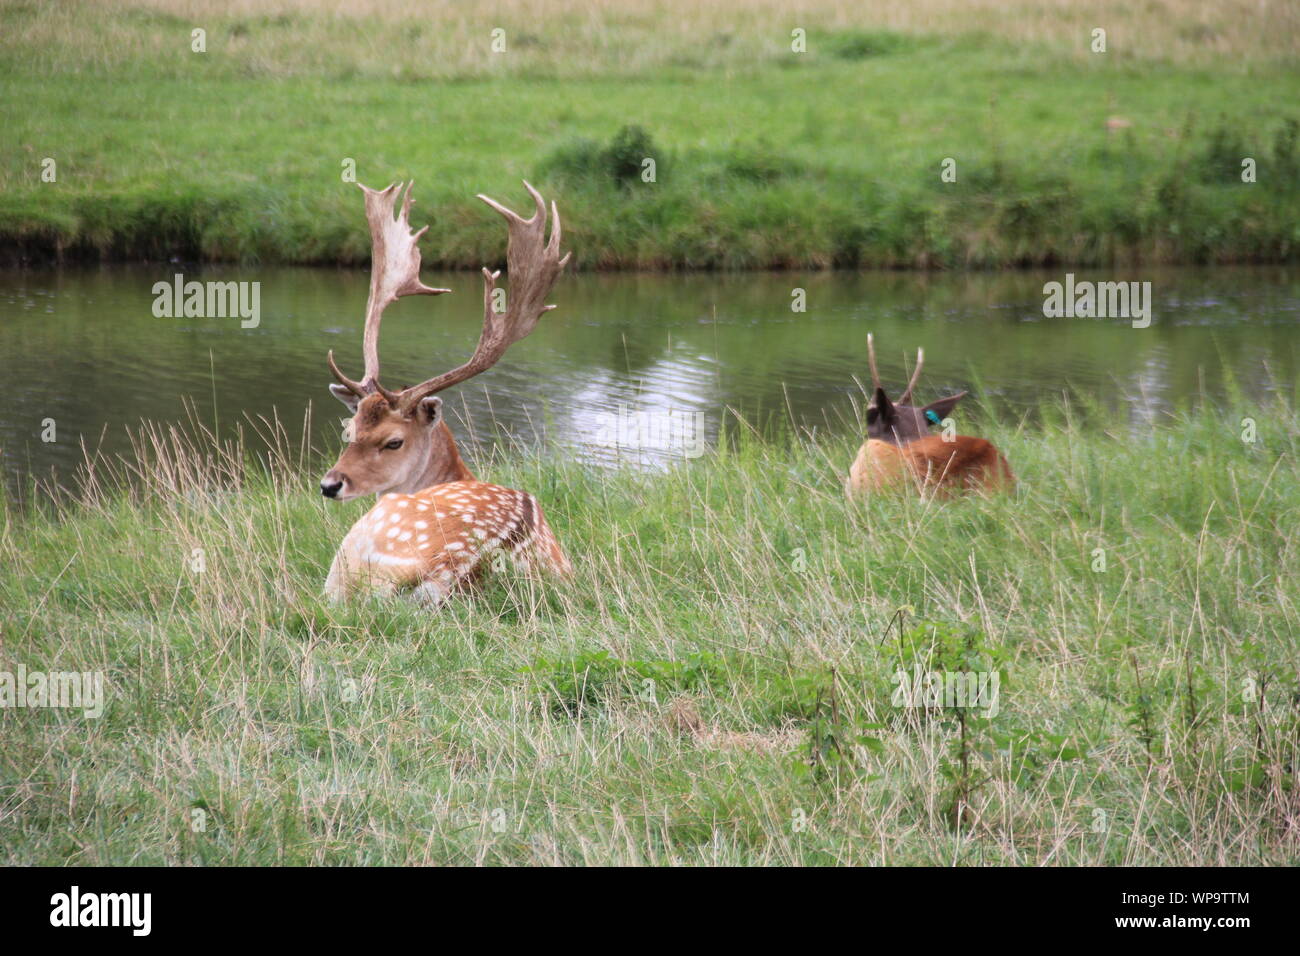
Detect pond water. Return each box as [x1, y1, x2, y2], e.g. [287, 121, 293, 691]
[2, 265, 1297, 499]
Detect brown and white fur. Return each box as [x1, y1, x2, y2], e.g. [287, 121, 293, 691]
[322, 395, 569, 604]
[319, 178, 572, 605]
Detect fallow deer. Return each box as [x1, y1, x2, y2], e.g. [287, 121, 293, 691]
[320, 180, 572, 604]
[846, 334, 1014, 496]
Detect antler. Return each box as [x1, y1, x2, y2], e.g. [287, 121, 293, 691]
[867, 333, 881, 392]
[394, 180, 570, 413]
[866, 333, 924, 403]
[327, 181, 450, 403]
[898, 347, 924, 403]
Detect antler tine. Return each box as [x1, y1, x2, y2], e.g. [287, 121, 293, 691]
[898, 347, 925, 403]
[396, 181, 569, 411]
[547, 199, 567, 262]
[328, 180, 450, 405]
[867, 333, 881, 393]
[327, 349, 367, 398]
[478, 178, 544, 225]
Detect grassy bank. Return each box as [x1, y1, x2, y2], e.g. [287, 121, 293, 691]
[2, 0, 1299, 268]
[1, 401, 1297, 865]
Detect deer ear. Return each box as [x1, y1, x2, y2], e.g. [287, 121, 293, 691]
[922, 391, 968, 425]
[417, 395, 443, 426]
[329, 384, 362, 414]
[871, 387, 898, 423]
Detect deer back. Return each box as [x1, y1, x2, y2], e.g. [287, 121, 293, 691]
[848, 435, 1015, 496]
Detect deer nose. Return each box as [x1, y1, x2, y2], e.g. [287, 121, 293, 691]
[320, 478, 344, 499]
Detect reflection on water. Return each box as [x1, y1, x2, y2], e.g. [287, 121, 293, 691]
[564, 351, 719, 467]
[1, 265, 1297, 497]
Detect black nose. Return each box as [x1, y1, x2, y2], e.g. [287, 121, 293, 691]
[320, 479, 343, 499]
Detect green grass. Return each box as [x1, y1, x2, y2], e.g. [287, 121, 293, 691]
[2, 1, 1300, 267]
[2, 400, 1297, 864]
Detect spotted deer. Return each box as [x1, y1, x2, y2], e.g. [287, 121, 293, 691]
[320, 180, 572, 604]
[846, 334, 1014, 496]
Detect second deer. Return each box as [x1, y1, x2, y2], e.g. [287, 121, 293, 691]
[846, 334, 1014, 496]
[320, 180, 572, 605]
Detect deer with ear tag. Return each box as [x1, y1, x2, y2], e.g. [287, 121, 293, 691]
[320, 179, 572, 605]
[846, 334, 1014, 496]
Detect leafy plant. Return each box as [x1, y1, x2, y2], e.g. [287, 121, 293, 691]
[522, 649, 723, 716]
[821, 29, 922, 61]
[1199, 119, 1248, 183]
[1124, 650, 1162, 765]
[891, 618, 1085, 828]
[790, 666, 885, 785]
[602, 125, 660, 186]
[1226, 641, 1300, 794]
[537, 125, 664, 189]
[1272, 118, 1299, 184]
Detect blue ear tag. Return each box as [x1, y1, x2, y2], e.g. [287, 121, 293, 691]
[925, 409, 942, 425]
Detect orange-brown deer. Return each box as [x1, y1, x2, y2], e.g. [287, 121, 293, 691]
[846, 334, 1014, 496]
[320, 180, 572, 604]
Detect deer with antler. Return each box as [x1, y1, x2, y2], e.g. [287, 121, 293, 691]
[320, 180, 572, 604]
[846, 334, 1014, 496]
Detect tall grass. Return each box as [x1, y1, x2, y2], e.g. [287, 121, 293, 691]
[11, 0, 1299, 77]
[2, 399, 1297, 864]
[3, 1, 1299, 266]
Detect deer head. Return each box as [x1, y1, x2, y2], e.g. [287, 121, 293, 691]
[320, 180, 569, 501]
[864, 333, 968, 445]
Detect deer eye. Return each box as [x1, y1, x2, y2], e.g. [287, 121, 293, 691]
[383, 438, 404, 450]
